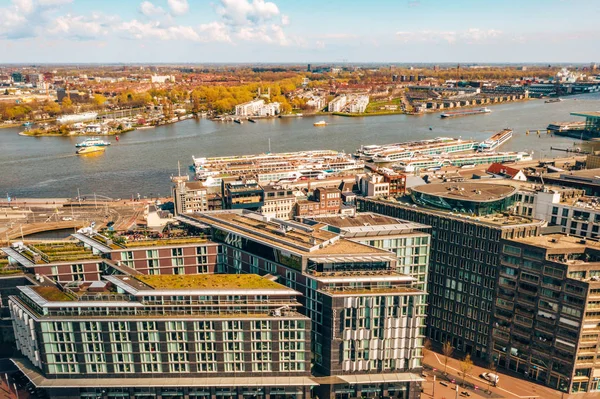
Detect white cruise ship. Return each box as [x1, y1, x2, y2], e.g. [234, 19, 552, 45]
[355, 137, 478, 163]
[192, 150, 364, 187]
[477, 129, 513, 152]
[393, 151, 532, 173]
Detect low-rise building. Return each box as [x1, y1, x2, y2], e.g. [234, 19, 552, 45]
[327, 95, 347, 112]
[487, 163, 527, 181]
[172, 179, 208, 216]
[296, 187, 342, 217]
[259, 185, 299, 220]
[222, 179, 265, 211]
[358, 173, 390, 197]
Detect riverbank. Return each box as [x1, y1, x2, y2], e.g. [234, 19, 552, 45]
[19, 128, 135, 137]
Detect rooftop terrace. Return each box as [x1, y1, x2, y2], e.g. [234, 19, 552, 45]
[190, 210, 393, 256]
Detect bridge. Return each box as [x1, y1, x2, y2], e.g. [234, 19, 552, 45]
[2, 221, 86, 241]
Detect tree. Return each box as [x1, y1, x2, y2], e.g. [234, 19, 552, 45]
[422, 338, 432, 358]
[93, 94, 107, 106]
[61, 97, 73, 109]
[459, 354, 474, 387]
[442, 341, 453, 376]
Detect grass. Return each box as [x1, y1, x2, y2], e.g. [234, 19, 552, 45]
[30, 243, 100, 262]
[31, 286, 74, 301]
[135, 274, 286, 290]
[124, 237, 206, 248]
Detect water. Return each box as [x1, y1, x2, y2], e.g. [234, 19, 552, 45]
[1, 94, 600, 198]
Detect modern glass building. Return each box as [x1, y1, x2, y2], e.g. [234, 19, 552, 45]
[410, 182, 518, 216]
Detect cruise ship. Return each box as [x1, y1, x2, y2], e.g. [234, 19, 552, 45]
[393, 151, 532, 173]
[356, 137, 478, 163]
[477, 129, 513, 152]
[57, 112, 98, 125]
[192, 150, 364, 187]
[440, 107, 491, 118]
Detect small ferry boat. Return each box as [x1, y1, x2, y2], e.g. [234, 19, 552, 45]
[234, 119, 243, 124]
[76, 146, 105, 155]
[75, 137, 111, 148]
[441, 107, 491, 118]
[314, 120, 328, 127]
[22, 121, 33, 127]
[248, 118, 256, 123]
[545, 98, 563, 104]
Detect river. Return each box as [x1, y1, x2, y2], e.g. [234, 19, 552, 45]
[1, 94, 600, 198]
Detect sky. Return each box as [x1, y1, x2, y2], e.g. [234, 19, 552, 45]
[0, 0, 599, 64]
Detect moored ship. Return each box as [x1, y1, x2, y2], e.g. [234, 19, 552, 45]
[477, 129, 513, 152]
[393, 151, 532, 173]
[356, 137, 477, 163]
[440, 107, 491, 118]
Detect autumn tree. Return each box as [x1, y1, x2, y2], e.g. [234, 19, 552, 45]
[459, 354, 474, 387]
[442, 341, 453, 376]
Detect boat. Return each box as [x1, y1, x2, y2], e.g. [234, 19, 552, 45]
[22, 122, 33, 127]
[360, 137, 477, 163]
[461, 164, 476, 169]
[234, 119, 243, 124]
[136, 125, 155, 130]
[440, 107, 491, 118]
[314, 120, 328, 127]
[75, 138, 111, 148]
[248, 119, 256, 123]
[477, 129, 513, 152]
[393, 151, 532, 173]
[545, 98, 563, 104]
[76, 146, 105, 155]
[115, 136, 119, 142]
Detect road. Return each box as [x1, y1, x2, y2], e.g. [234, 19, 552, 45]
[421, 350, 598, 399]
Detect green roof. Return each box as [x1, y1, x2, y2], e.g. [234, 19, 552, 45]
[31, 286, 74, 301]
[134, 274, 287, 290]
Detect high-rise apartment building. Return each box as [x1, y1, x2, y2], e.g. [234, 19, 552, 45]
[495, 234, 600, 394]
[358, 182, 544, 360]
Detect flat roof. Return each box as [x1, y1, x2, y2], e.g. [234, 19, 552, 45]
[411, 182, 517, 202]
[30, 286, 74, 302]
[190, 210, 392, 256]
[132, 274, 288, 290]
[29, 242, 101, 262]
[512, 234, 600, 251]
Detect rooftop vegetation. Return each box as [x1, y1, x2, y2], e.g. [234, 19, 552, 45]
[135, 274, 285, 290]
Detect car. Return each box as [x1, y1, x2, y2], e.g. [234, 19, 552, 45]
[481, 372, 499, 385]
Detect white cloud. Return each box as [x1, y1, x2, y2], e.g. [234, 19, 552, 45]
[140, 1, 165, 17]
[38, 0, 73, 5]
[217, 0, 280, 26]
[198, 21, 232, 43]
[48, 13, 114, 40]
[281, 14, 289, 26]
[395, 28, 502, 44]
[13, 0, 34, 14]
[167, 0, 189, 16]
[120, 19, 200, 41]
[315, 40, 325, 49]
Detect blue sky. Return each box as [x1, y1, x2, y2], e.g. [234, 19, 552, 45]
[0, 0, 599, 63]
